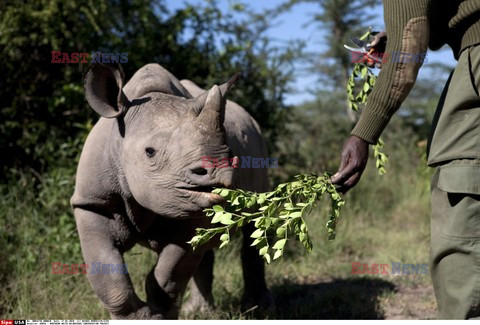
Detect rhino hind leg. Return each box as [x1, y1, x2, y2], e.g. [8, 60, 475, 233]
[240, 222, 275, 316]
[74, 208, 163, 319]
[183, 231, 275, 318]
[181, 249, 215, 316]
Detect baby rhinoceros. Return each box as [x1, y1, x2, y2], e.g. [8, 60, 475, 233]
[71, 63, 273, 319]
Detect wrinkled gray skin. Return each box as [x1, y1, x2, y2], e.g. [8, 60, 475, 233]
[71, 63, 273, 319]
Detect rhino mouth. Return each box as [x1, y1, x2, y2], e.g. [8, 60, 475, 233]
[175, 183, 226, 208]
[178, 185, 215, 193]
[176, 184, 225, 201]
[175, 182, 226, 193]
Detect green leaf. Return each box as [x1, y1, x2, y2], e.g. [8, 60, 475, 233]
[273, 239, 287, 250]
[246, 196, 256, 208]
[250, 228, 264, 239]
[299, 232, 306, 243]
[211, 212, 223, 224]
[273, 249, 283, 260]
[220, 212, 234, 225]
[213, 205, 224, 213]
[300, 222, 307, 233]
[220, 188, 230, 197]
[276, 227, 286, 237]
[284, 202, 294, 210]
[219, 241, 229, 249]
[264, 253, 271, 264]
[361, 66, 367, 79]
[232, 197, 240, 206]
[220, 233, 229, 242]
[363, 82, 370, 92]
[257, 193, 267, 204]
[259, 246, 268, 256]
[251, 237, 264, 247]
[288, 211, 302, 218]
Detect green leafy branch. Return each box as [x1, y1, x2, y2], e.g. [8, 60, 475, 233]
[346, 28, 389, 175]
[188, 173, 345, 264]
[347, 62, 376, 112]
[373, 138, 388, 175]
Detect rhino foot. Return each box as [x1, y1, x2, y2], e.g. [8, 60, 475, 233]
[241, 289, 275, 318]
[181, 296, 214, 317]
[111, 304, 165, 320]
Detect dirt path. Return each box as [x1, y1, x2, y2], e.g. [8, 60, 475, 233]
[380, 285, 437, 319]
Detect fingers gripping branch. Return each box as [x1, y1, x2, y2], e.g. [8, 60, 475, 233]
[331, 136, 369, 193]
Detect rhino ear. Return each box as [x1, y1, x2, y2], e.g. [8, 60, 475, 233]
[84, 63, 129, 118]
[219, 72, 241, 97]
[191, 72, 241, 116]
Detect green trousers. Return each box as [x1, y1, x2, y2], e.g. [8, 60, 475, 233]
[431, 164, 480, 319]
[429, 45, 480, 319]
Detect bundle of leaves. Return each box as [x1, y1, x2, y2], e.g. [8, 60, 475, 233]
[188, 173, 344, 264]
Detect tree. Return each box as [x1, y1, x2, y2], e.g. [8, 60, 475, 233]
[273, 0, 381, 124]
[0, 0, 300, 179]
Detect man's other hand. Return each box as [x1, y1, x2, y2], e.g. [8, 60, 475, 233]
[331, 135, 369, 193]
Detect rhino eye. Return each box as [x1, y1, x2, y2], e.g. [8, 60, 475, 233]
[145, 147, 156, 158]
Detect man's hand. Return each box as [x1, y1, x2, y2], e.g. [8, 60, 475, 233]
[368, 31, 387, 68]
[331, 135, 369, 193]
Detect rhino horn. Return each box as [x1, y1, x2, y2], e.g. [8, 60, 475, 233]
[196, 85, 223, 130]
[195, 72, 241, 129]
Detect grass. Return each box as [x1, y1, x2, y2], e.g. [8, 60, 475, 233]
[0, 138, 436, 319]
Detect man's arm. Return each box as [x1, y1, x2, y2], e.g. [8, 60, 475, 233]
[332, 0, 430, 192]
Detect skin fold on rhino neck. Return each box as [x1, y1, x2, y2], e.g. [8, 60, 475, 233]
[99, 114, 157, 235]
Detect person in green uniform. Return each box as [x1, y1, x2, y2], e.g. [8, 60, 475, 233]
[331, 0, 480, 319]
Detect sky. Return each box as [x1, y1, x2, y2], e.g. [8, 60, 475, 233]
[166, 0, 457, 105]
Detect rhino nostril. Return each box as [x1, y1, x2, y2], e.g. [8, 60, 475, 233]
[191, 167, 208, 176]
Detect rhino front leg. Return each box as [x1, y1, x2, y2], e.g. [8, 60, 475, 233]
[241, 222, 275, 315]
[74, 208, 163, 319]
[182, 249, 215, 315]
[145, 243, 205, 319]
